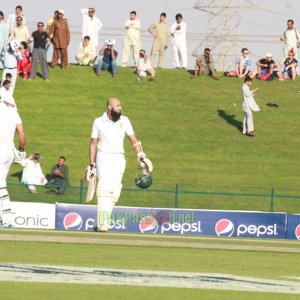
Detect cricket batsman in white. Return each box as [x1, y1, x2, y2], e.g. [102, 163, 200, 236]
[87, 97, 152, 232]
[0, 99, 26, 228]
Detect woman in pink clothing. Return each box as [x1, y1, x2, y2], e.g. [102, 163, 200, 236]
[17, 41, 31, 80]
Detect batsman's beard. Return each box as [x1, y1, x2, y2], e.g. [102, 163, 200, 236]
[111, 109, 121, 122]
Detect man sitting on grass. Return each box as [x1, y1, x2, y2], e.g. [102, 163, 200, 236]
[137, 49, 155, 81]
[46, 156, 69, 195]
[191, 48, 218, 80]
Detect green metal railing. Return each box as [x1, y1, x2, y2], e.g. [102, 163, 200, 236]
[7, 181, 300, 214]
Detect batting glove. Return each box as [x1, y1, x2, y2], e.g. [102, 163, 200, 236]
[85, 163, 96, 182]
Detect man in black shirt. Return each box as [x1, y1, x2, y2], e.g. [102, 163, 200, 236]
[256, 53, 276, 80]
[29, 22, 50, 81]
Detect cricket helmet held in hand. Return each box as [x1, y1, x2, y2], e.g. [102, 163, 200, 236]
[135, 173, 153, 189]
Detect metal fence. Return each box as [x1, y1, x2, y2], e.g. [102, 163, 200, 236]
[7, 181, 300, 214]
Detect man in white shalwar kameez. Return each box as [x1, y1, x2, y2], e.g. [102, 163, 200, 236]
[241, 76, 260, 137]
[122, 11, 141, 67]
[0, 12, 9, 69]
[170, 13, 187, 69]
[81, 7, 102, 48]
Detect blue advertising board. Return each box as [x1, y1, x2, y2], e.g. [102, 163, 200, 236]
[286, 214, 300, 240]
[55, 204, 287, 239]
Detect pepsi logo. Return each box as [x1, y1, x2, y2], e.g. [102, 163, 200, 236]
[215, 219, 234, 237]
[139, 215, 158, 233]
[155, 211, 170, 225]
[295, 224, 300, 240]
[63, 213, 83, 230]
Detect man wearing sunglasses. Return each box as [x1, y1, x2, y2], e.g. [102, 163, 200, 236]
[235, 48, 256, 79]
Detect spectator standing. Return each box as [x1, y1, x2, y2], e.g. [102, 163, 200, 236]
[122, 11, 141, 68]
[46, 10, 59, 39]
[148, 13, 170, 68]
[2, 39, 21, 94]
[96, 39, 118, 77]
[75, 36, 96, 66]
[7, 5, 26, 35]
[170, 14, 187, 69]
[50, 9, 71, 69]
[241, 76, 260, 137]
[17, 41, 30, 80]
[29, 22, 50, 81]
[280, 19, 300, 68]
[81, 7, 102, 48]
[9, 16, 30, 44]
[0, 11, 9, 69]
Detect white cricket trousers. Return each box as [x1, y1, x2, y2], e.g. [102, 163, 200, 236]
[171, 41, 187, 68]
[243, 109, 254, 133]
[95, 152, 126, 228]
[0, 148, 14, 226]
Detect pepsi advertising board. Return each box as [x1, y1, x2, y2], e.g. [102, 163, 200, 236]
[55, 204, 287, 239]
[286, 214, 300, 240]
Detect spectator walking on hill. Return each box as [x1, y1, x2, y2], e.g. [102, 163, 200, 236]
[0, 11, 9, 69]
[96, 39, 118, 77]
[21, 153, 47, 194]
[88, 97, 152, 232]
[0, 92, 26, 228]
[280, 19, 300, 73]
[7, 5, 26, 35]
[170, 13, 187, 70]
[50, 9, 71, 69]
[81, 7, 102, 48]
[122, 11, 141, 68]
[191, 47, 218, 80]
[148, 12, 170, 68]
[46, 156, 69, 195]
[75, 36, 96, 66]
[241, 76, 260, 137]
[29, 22, 50, 81]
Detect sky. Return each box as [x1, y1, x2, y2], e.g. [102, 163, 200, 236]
[1, 0, 300, 69]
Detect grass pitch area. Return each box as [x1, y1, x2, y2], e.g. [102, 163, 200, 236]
[0, 229, 299, 299]
[6, 66, 300, 189]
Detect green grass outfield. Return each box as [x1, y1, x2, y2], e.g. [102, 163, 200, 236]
[3, 65, 300, 210]
[0, 229, 299, 300]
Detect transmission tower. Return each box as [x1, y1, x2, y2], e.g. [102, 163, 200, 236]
[193, 0, 253, 71]
[193, 0, 281, 71]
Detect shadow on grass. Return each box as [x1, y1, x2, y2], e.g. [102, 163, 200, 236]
[217, 109, 242, 133]
[10, 171, 22, 182]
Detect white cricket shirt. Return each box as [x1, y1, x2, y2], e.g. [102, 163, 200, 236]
[91, 112, 134, 154]
[0, 104, 22, 149]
